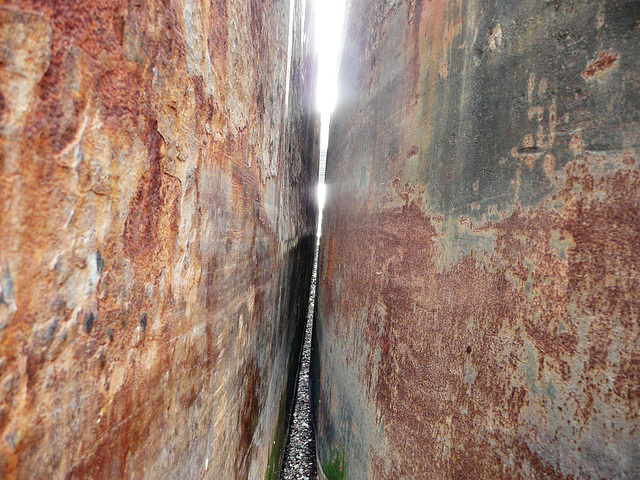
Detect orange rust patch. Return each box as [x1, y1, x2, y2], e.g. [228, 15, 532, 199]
[406, 145, 419, 158]
[582, 51, 619, 81]
[439, 62, 449, 78]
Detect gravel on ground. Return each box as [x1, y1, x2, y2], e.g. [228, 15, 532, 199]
[281, 246, 319, 480]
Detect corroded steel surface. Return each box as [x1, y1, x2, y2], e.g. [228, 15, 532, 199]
[313, 0, 640, 478]
[0, 0, 318, 478]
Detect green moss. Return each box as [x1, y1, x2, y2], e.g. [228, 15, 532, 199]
[322, 451, 346, 480]
[264, 389, 288, 480]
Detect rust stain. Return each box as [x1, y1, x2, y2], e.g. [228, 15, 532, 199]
[582, 51, 619, 81]
[237, 360, 261, 477]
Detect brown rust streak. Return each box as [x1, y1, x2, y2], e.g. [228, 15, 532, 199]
[237, 360, 261, 478]
[582, 51, 619, 81]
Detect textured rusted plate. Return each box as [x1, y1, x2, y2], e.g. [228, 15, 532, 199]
[0, 0, 318, 478]
[313, 0, 640, 478]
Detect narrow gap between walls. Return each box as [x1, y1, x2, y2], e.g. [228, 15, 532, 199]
[280, 243, 320, 479]
[281, 0, 345, 477]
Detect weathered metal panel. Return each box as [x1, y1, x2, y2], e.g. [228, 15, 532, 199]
[313, 0, 640, 478]
[0, 0, 318, 478]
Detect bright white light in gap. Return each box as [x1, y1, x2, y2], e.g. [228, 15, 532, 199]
[316, 183, 326, 211]
[314, 0, 346, 129]
[313, 0, 345, 216]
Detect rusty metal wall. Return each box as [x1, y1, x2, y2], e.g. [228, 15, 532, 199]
[313, 0, 640, 478]
[0, 0, 318, 478]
